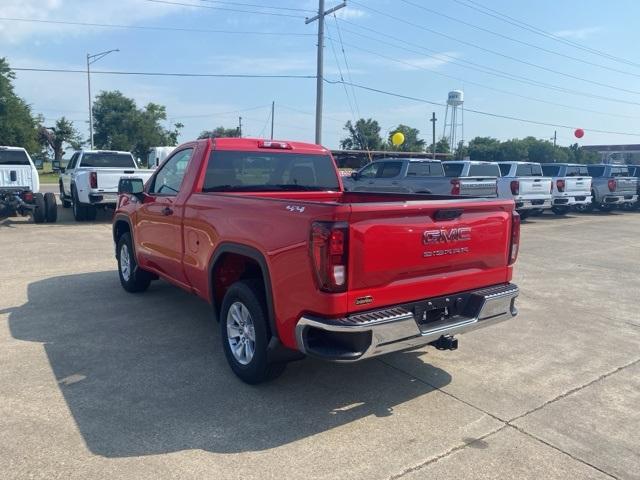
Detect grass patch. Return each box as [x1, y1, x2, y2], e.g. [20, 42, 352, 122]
[38, 172, 60, 184]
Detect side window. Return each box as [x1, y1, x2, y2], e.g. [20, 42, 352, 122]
[67, 153, 79, 170]
[498, 163, 511, 176]
[377, 161, 403, 178]
[359, 162, 380, 179]
[150, 148, 193, 195]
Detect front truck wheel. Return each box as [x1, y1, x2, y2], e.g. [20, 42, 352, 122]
[552, 205, 570, 215]
[220, 280, 286, 384]
[32, 193, 46, 223]
[44, 192, 57, 222]
[117, 232, 152, 293]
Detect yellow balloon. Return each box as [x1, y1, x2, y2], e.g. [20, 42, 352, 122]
[391, 132, 405, 146]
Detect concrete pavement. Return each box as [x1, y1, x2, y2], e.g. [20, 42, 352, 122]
[1, 208, 638, 479]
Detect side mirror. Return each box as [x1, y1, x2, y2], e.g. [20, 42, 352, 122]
[351, 171, 360, 180]
[118, 177, 145, 199]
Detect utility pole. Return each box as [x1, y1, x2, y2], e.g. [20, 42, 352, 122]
[270, 101, 275, 140]
[306, 1, 347, 145]
[553, 130, 557, 162]
[238, 116, 243, 137]
[86, 49, 119, 149]
[430, 112, 437, 159]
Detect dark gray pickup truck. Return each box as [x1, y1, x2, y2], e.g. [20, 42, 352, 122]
[586, 164, 638, 211]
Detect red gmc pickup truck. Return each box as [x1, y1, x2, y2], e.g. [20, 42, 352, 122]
[113, 138, 520, 383]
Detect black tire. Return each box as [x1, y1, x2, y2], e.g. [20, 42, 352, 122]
[552, 206, 570, 215]
[71, 187, 85, 221]
[44, 192, 58, 223]
[32, 193, 46, 223]
[59, 182, 71, 208]
[116, 232, 151, 293]
[518, 210, 531, 220]
[84, 204, 97, 221]
[220, 279, 286, 384]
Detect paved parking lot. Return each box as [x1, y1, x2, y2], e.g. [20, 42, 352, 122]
[1, 206, 639, 480]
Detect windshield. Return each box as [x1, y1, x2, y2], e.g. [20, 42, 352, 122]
[0, 149, 31, 166]
[442, 163, 464, 177]
[515, 164, 543, 176]
[80, 152, 135, 168]
[469, 164, 500, 177]
[203, 151, 340, 192]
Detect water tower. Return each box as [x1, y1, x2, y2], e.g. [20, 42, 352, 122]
[443, 90, 464, 149]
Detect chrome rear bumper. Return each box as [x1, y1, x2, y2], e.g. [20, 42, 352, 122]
[296, 283, 519, 362]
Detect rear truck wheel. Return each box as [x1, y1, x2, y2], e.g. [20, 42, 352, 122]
[71, 187, 85, 221]
[117, 232, 151, 293]
[552, 206, 570, 215]
[32, 193, 46, 223]
[518, 210, 531, 220]
[59, 182, 71, 208]
[220, 280, 286, 384]
[44, 192, 57, 223]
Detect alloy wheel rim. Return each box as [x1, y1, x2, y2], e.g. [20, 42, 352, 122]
[120, 244, 131, 281]
[226, 302, 256, 365]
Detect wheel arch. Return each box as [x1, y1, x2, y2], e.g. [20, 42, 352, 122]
[208, 243, 278, 341]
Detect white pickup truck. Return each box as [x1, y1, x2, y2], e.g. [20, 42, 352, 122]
[1, 146, 57, 223]
[541, 163, 592, 215]
[59, 150, 154, 221]
[497, 161, 552, 218]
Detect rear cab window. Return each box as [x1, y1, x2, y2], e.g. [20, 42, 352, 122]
[80, 152, 136, 168]
[407, 161, 442, 177]
[565, 165, 590, 177]
[515, 164, 543, 176]
[610, 166, 629, 177]
[498, 163, 512, 176]
[0, 149, 31, 166]
[468, 163, 500, 177]
[542, 165, 560, 176]
[203, 151, 340, 192]
[587, 166, 605, 177]
[442, 163, 463, 177]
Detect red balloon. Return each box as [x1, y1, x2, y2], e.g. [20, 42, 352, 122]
[574, 128, 584, 138]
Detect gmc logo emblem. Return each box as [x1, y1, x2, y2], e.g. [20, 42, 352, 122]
[423, 227, 471, 244]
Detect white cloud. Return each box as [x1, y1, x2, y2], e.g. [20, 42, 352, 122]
[334, 7, 366, 20]
[553, 26, 603, 40]
[0, 0, 183, 44]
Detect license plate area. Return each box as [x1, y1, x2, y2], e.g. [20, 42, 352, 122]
[575, 196, 586, 201]
[531, 199, 545, 205]
[409, 292, 476, 332]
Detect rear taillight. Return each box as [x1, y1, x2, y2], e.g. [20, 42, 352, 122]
[509, 210, 520, 265]
[21, 191, 33, 202]
[450, 179, 461, 195]
[310, 222, 348, 292]
[89, 171, 98, 189]
[556, 179, 565, 192]
[510, 180, 519, 195]
[608, 179, 616, 192]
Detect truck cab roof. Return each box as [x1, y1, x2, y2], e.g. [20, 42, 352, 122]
[209, 137, 330, 156]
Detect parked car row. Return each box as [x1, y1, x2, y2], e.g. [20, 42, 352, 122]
[343, 158, 639, 218]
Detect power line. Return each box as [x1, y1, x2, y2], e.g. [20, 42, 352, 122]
[332, 14, 362, 119]
[349, 0, 640, 96]
[333, 21, 640, 116]
[145, 0, 304, 19]
[324, 21, 357, 124]
[450, 0, 640, 70]
[397, 0, 640, 79]
[0, 17, 313, 36]
[168, 104, 270, 121]
[324, 79, 640, 137]
[197, 0, 314, 13]
[10, 67, 314, 79]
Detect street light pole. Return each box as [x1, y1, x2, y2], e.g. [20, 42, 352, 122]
[86, 49, 119, 149]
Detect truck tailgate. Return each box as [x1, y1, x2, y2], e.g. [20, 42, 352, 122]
[0, 166, 32, 189]
[615, 177, 638, 194]
[459, 177, 497, 197]
[94, 169, 154, 192]
[564, 177, 591, 194]
[346, 199, 513, 312]
[518, 177, 552, 195]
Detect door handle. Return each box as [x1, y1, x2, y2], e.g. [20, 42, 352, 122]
[161, 207, 174, 216]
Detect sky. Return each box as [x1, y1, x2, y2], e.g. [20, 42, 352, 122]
[2, 0, 640, 151]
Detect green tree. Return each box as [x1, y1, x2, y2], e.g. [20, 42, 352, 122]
[497, 139, 528, 161]
[386, 124, 425, 152]
[467, 137, 501, 161]
[340, 118, 383, 150]
[38, 117, 82, 161]
[92, 90, 182, 164]
[434, 137, 451, 154]
[0, 58, 39, 153]
[453, 140, 468, 160]
[198, 126, 240, 139]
